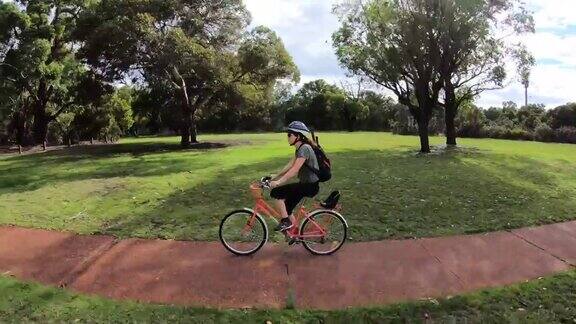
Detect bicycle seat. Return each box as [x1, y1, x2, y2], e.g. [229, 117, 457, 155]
[320, 190, 340, 209]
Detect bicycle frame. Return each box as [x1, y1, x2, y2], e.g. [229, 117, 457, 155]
[219, 182, 348, 256]
[249, 190, 333, 241]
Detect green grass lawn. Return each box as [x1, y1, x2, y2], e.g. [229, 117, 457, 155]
[2, 270, 576, 323]
[0, 132, 575, 241]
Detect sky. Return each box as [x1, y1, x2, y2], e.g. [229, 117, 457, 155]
[244, 0, 576, 109]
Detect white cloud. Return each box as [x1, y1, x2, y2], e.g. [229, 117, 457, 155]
[244, 0, 308, 30]
[520, 32, 576, 67]
[531, 65, 576, 99]
[477, 13, 576, 108]
[528, 0, 576, 30]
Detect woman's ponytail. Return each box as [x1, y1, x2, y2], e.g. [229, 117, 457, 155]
[301, 135, 317, 148]
[308, 130, 318, 147]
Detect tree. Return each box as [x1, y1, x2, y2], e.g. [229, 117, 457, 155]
[455, 102, 485, 138]
[1, 2, 33, 145]
[391, 104, 418, 135]
[51, 112, 74, 146]
[333, 0, 444, 152]
[75, 1, 298, 147]
[515, 45, 536, 108]
[131, 84, 176, 135]
[333, 0, 534, 148]
[337, 77, 371, 131]
[546, 103, 576, 129]
[0, 2, 29, 61]
[517, 104, 545, 131]
[287, 80, 343, 130]
[501, 101, 519, 123]
[484, 106, 502, 122]
[430, 0, 534, 146]
[269, 81, 294, 130]
[72, 87, 133, 143]
[0, 0, 95, 146]
[358, 90, 397, 131]
[324, 92, 361, 132]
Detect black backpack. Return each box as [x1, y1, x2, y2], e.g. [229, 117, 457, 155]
[301, 134, 331, 182]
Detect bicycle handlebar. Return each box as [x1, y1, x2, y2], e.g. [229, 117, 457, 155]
[260, 176, 272, 189]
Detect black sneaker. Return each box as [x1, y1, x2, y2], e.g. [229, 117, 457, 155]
[274, 218, 293, 232]
[288, 238, 300, 245]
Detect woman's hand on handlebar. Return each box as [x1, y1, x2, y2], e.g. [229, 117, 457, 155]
[260, 176, 272, 188]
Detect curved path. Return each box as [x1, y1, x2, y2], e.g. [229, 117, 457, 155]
[1, 222, 576, 310]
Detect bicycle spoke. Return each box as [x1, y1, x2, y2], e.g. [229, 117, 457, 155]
[300, 211, 346, 255]
[220, 211, 267, 255]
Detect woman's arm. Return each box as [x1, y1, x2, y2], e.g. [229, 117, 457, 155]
[271, 157, 306, 187]
[272, 157, 295, 181]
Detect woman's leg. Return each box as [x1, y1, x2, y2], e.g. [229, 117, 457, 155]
[271, 183, 316, 229]
[274, 199, 289, 219]
[270, 183, 300, 230]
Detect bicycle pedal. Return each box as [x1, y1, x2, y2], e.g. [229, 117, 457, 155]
[288, 238, 301, 246]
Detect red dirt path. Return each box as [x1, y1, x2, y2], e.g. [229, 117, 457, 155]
[1, 222, 574, 310]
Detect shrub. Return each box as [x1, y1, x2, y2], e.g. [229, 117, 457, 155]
[485, 125, 510, 139]
[509, 128, 533, 141]
[391, 122, 418, 135]
[534, 124, 556, 142]
[555, 126, 576, 144]
[457, 124, 485, 138]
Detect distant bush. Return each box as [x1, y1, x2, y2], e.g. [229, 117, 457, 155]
[555, 126, 576, 144]
[484, 125, 510, 139]
[534, 124, 555, 143]
[508, 128, 533, 141]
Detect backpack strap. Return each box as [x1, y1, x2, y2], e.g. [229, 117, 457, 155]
[297, 144, 321, 175]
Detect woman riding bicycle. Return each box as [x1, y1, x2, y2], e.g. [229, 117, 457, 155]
[219, 121, 346, 255]
[269, 121, 320, 232]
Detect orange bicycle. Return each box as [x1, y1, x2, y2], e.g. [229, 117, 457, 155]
[219, 177, 348, 256]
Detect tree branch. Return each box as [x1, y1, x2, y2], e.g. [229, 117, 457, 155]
[49, 101, 74, 121]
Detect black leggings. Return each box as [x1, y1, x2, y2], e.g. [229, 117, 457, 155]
[270, 182, 319, 215]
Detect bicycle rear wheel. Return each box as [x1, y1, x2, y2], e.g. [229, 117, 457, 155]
[219, 209, 268, 256]
[300, 210, 347, 255]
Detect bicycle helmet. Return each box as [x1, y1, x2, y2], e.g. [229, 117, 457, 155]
[284, 121, 311, 138]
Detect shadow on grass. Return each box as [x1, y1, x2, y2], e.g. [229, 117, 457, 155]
[0, 142, 235, 194]
[93, 148, 576, 241]
[2, 141, 230, 160]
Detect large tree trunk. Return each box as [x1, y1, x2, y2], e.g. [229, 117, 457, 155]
[190, 118, 198, 143]
[401, 98, 431, 153]
[416, 117, 431, 153]
[32, 78, 50, 146]
[444, 83, 457, 146]
[180, 109, 192, 148]
[15, 125, 26, 146]
[32, 110, 49, 146]
[180, 104, 198, 147]
[343, 110, 354, 132]
[13, 110, 29, 146]
[175, 72, 201, 148]
[445, 105, 457, 146]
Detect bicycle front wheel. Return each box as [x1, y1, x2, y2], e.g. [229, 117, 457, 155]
[219, 209, 268, 256]
[300, 210, 347, 255]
